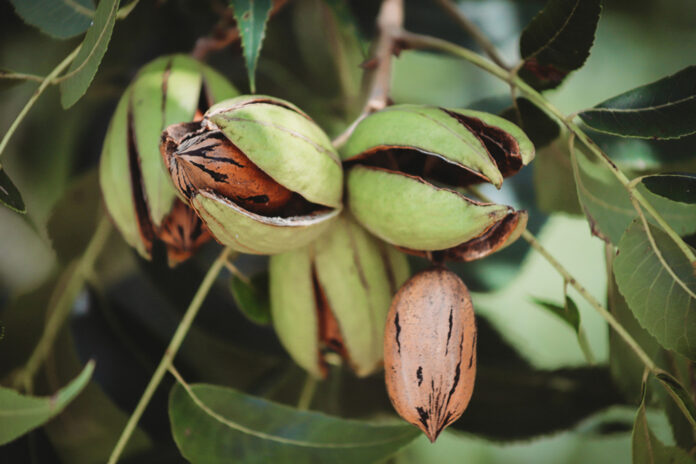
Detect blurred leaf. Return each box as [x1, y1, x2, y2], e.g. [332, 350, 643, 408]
[449, 316, 623, 440]
[643, 174, 696, 205]
[532, 296, 579, 332]
[592, 131, 696, 171]
[501, 97, 560, 148]
[231, 0, 272, 93]
[614, 219, 696, 361]
[659, 356, 696, 452]
[59, 0, 119, 108]
[519, 0, 602, 91]
[533, 139, 581, 215]
[572, 147, 696, 244]
[633, 382, 695, 464]
[0, 361, 94, 445]
[43, 309, 152, 464]
[0, 167, 26, 214]
[654, 372, 696, 433]
[293, 0, 364, 115]
[607, 265, 661, 401]
[9, 0, 95, 39]
[579, 66, 696, 139]
[230, 272, 271, 325]
[472, 215, 608, 369]
[48, 171, 101, 265]
[169, 382, 419, 464]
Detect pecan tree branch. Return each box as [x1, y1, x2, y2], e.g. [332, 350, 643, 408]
[332, 0, 404, 148]
[432, 0, 509, 70]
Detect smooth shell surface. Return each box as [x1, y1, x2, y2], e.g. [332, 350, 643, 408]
[384, 267, 477, 442]
[341, 105, 503, 187]
[192, 190, 341, 254]
[346, 165, 511, 251]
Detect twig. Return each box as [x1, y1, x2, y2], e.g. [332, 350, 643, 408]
[191, 0, 290, 61]
[397, 30, 696, 268]
[431, 0, 509, 70]
[521, 228, 656, 372]
[11, 216, 111, 392]
[225, 259, 251, 285]
[296, 375, 318, 411]
[0, 72, 44, 83]
[332, 0, 404, 148]
[0, 46, 81, 160]
[107, 247, 233, 464]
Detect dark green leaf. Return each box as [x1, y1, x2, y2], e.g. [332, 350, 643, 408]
[572, 147, 696, 244]
[655, 372, 696, 432]
[0, 361, 94, 445]
[169, 382, 418, 464]
[579, 66, 696, 139]
[9, 0, 95, 39]
[519, 0, 602, 90]
[59, 0, 119, 108]
[43, 311, 152, 463]
[531, 297, 580, 332]
[592, 130, 696, 171]
[230, 272, 271, 325]
[633, 381, 696, 464]
[48, 171, 101, 264]
[0, 167, 26, 214]
[501, 97, 560, 148]
[293, 0, 364, 114]
[230, 0, 273, 93]
[533, 140, 582, 215]
[643, 174, 696, 205]
[614, 219, 696, 361]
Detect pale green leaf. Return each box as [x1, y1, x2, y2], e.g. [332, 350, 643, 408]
[614, 219, 696, 360]
[0, 361, 94, 445]
[59, 0, 119, 108]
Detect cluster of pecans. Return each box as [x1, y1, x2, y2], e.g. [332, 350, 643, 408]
[99, 55, 534, 441]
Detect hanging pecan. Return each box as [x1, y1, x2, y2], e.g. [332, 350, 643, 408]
[384, 267, 477, 442]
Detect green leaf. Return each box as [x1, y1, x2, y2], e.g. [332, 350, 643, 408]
[519, 0, 602, 90]
[532, 297, 580, 332]
[43, 312, 151, 463]
[501, 97, 560, 148]
[655, 372, 696, 432]
[572, 147, 696, 244]
[533, 140, 582, 215]
[0, 361, 94, 445]
[169, 382, 419, 464]
[643, 174, 696, 205]
[632, 382, 696, 464]
[0, 166, 26, 214]
[614, 219, 696, 361]
[230, 0, 273, 93]
[591, 130, 696, 171]
[607, 269, 661, 401]
[230, 272, 271, 325]
[9, 0, 95, 39]
[579, 66, 696, 139]
[59, 0, 119, 109]
[293, 0, 364, 113]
